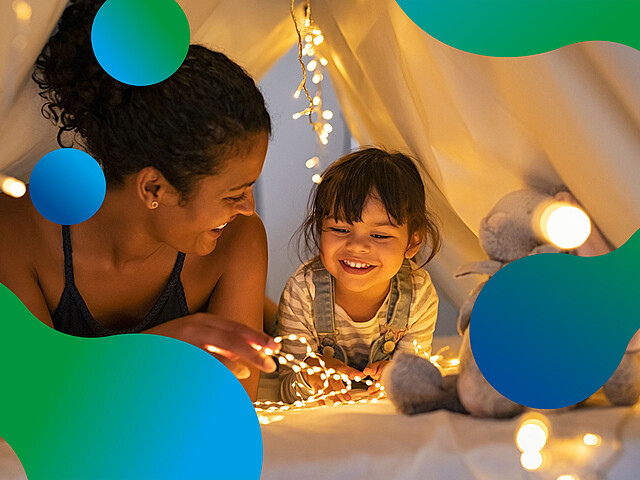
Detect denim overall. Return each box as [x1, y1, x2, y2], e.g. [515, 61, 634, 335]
[310, 258, 413, 367]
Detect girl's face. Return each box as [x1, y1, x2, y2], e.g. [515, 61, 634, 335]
[319, 195, 421, 297]
[153, 133, 269, 256]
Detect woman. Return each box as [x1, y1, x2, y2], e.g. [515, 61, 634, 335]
[0, 0, 276, 400]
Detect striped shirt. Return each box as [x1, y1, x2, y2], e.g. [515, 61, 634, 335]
[277, 259, 439, 403]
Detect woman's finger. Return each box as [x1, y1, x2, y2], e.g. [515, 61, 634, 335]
[201, 326, 277, 373]
[209, 354, 251, 379]
[198, 314, 280, 351]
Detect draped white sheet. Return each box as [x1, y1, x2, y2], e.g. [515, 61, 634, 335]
[2, 0, 640, 305]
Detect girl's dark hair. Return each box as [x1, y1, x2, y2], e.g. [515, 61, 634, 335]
[32, 0, 271, 203]
[299, 147, 441, 265]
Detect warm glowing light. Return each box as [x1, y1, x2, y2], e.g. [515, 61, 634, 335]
[322, 110, 333, 120]
[520, 451, 543, 471]
[304, 18, 310, 27]
[1, 177, 26, 198]
[320, 57, 328, 66]
[292, 113, 301, 120]
[313, 35, 324, 45]
[516, 419, 549, 452]
[557, 476, 578, 480]
[305, 34, 313, 43]
[312, 73, 322, 84]
[583, 433, 600, 446]
[540, 202, 591, 249]
[307, 60, 318, 71]
[312, 174, 322, 183]
[306, 157, 319, 169]
[13, 0, 32, 21]
[313, 96, 321, 106]
[293, 90, 300, 99]
[320, 137, 328, 145]
[313, 29, 321, 35]
[322, 123, 333, 133]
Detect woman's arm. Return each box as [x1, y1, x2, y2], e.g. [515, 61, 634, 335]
[205, 214, 269, 401]
[0, 206, 54, 327]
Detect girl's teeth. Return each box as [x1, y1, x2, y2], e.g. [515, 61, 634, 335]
[344, 260, 370, 269]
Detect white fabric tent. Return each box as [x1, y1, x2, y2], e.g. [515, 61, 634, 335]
[2, 0, 640, 308]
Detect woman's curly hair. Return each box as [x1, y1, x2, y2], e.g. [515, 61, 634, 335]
[32, 0, 271, 202]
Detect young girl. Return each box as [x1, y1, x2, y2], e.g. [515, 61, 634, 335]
[278, 147, 441, 403]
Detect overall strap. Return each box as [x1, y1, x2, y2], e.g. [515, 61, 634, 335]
[310, 259, 347, 362]
[369, 259, 413, 364]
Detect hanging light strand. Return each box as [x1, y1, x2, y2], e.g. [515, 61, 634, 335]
[290, 0, 335, 179]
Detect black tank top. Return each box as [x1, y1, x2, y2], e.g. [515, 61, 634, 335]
[52, 225, 190, 337]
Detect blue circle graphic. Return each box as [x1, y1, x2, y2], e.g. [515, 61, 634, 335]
[29, 148, 106, 225]
[91, 0, 190, 86]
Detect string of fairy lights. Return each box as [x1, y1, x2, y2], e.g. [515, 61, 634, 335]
[253, 335, 386, 424]
[289, 0, 334, 185]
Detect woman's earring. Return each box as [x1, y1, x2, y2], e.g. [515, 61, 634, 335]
[151, 201, 159, 209]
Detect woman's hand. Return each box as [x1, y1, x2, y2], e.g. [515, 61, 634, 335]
[363, 360, 390, 395]
[301, 355, 362, 403]
[143, 312, 279, 380]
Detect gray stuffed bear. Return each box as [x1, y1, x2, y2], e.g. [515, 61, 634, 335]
[384, 189, 640, 417]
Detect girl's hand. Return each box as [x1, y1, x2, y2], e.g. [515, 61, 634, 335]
[301, 355, 362, 403]
[363, 360, 391, 395]
[143, 312, 279, 380]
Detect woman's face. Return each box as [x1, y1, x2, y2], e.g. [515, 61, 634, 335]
[156, 133, 269, 255]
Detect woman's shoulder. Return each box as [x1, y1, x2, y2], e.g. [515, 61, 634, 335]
[0, 193, 54, 250]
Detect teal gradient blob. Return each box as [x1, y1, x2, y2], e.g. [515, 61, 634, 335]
[91, 0, 190, 86]
[470, 228, 640, 409]
[395, 0, 640, 56]
[0, 284, 262, 480]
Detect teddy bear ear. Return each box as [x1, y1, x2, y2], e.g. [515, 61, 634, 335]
[485, 211, 507, 229]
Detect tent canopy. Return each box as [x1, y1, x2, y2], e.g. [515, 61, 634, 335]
[2, 0, 639, 306]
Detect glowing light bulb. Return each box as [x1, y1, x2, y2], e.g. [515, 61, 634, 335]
[307, 60, 317, 71]
[292, 113, 301, 120]
[1, 177, 26, 198]
[516, 419, 549, 452]
[312, 174, 322, 184]
[12, 0, 32, 21]
[306, 157, 319, 169]
[313, 35, 324, 45]
[304, 18, 310, 27]
[313, 29, 321, 35]
[520, 451, 543, 471]
[293, 90, 300, 99]
[583, 433, 600, 446]
[305, 34, 313, 43]
[320, 57, 328, 66]
[323, 124, 333, 133]
[312, 73, 322, 84]
[320, 137, 328, 145]
[313, 96, 321, 106]
[557, 476, 578, 480]
[322, 110, 333, 120]
[540, 202, 591, 249]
